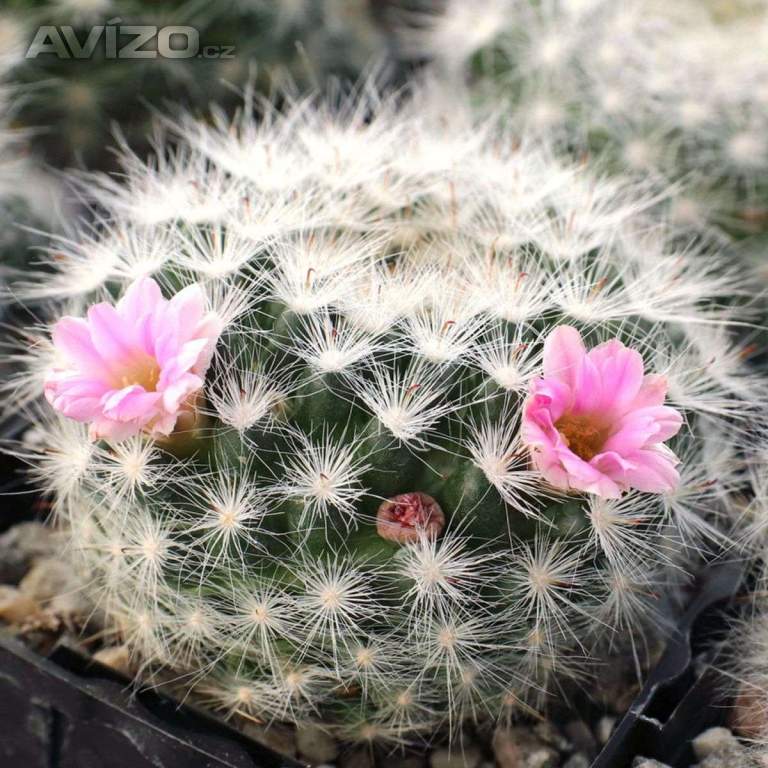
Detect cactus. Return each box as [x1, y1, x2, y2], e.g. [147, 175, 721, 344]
[0, 16, 66, 308]
[10, 87, 766, 744]
[723, 611, 768, 747]
[387, 0, 768, 252]
[709, 435, 768, 761]
[6, 0, 384, 170]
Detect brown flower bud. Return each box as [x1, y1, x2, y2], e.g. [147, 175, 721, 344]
[376, 492, 445, 545]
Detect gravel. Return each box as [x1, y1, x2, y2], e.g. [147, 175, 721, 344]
[492, 726, 560, 768]
[0, 522, 57, 584]
[297, 724, 340, 765]
[0, 584, 40, 625]
[430, 746, 482, 768]
[92, 645, 132, 676]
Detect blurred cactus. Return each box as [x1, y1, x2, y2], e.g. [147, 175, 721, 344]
[0, 18, 66, 296]
[4, 0, 385, 170]
[386, 0, 768, 253]
[9, 87, 766, 744]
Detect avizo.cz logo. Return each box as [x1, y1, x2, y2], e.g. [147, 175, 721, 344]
[26, 18, 235, 60]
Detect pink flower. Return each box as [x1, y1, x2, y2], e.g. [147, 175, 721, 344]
[45, 277, 221, 441]
[522, 326, 682, 498]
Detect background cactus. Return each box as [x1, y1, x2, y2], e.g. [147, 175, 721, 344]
[727, 435, 768, 735]
[5, 0, 384, 171]
[723, 611, 768, 748]
[386, 0, 768, 270]
[9, 88, 767, 746]
[0, 15, 66, 313]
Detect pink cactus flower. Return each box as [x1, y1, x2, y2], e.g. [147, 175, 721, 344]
[522, 325, 682, 498]
[44, 277, 221, 441]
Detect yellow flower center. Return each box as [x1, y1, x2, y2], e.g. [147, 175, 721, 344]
[115, 353, 161, 392]
[555, 413, 612, 462]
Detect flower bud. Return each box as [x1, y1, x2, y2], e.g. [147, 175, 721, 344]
[376, 492, 445, 544]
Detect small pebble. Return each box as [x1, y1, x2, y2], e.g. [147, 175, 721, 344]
[92, 645, 132, 676]
[692, 727, 742, 760]
[596, 716, 616, 745]
[564, 720, 596, 757]
[339, 746, 373, 768]
[0, 522, 57, 584]
[48, 588, 91, 620]
[563, 755, 590, 768]
[492, 727, 559, 768]
[0, 584, 40, 625]
[593, 653, 643, 714]
[632, 759, 671, 768]
[533, 721, 570, 751]
[296, 723, 339, 764]
[19, 558, 76, 603]
[729, 685, 767, 740]
[430, 746, 482, 768]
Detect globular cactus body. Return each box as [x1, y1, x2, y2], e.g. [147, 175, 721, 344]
[12, 87, 766, 742]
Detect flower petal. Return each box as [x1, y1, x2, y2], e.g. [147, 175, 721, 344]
[620, 446, 681, 494]
[571, 356, 603, 414]
[603, 406, 683, 453]
[117, 276, 163, 323]
[101, 386, 162, 422]
[525, 378, 573, 425]
[168, 283, 206, 342]
[630, 374, 669, 409]
[191, 312, 223, 375]
[161, 373, 203, 412]
[542, 325, 586, 390]
[86, 303, 135, 363]
[90, 419, 142, 441]
[587, 339, 645, 414]
[52, 317, 106, 375]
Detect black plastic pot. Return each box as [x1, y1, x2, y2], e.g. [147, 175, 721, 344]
[0, 412, 38, 534]
[592, 559, 745, 768]
[0, 635, 306, 768]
